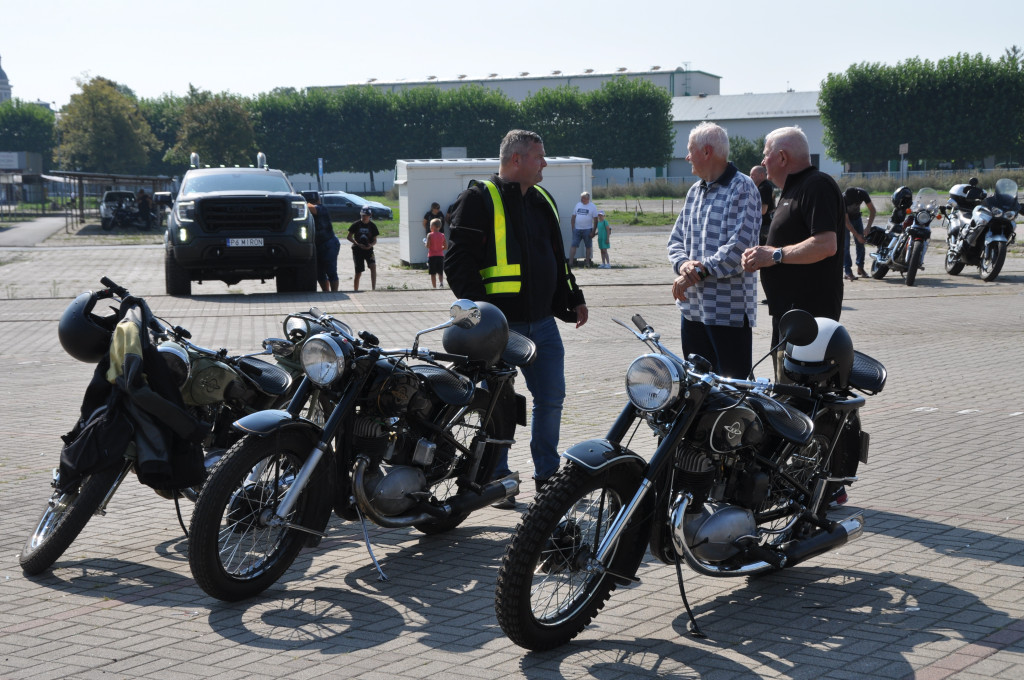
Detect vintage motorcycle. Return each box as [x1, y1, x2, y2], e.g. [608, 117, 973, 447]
[103, 199, 157, 231]
[187, 300, 535, 602]
[494, 310, 886, 650]
[944, 177, 1019, 282]
[19, 278, 311, 576]
[867, 186, 942, 286]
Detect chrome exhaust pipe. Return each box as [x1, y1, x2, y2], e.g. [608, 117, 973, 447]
[783, 514, 864, 567]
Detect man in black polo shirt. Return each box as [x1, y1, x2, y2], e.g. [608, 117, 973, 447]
[741, 126, 844, 349]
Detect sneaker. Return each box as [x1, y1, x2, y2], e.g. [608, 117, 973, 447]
[828, 486, 848, 509]
[492, 495, 517, 509]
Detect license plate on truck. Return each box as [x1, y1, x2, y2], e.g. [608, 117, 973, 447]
[226, 238, 264, 247]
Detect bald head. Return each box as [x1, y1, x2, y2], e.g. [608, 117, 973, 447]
[750, 165, 766, 184]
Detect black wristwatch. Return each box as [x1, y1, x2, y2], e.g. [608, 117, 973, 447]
[772, 248, 784, 264]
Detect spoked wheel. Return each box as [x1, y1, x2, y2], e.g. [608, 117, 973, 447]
[905, 241, 923, 286]
[413, 393, 492, 535]
[494, 462, 647, 651]
[945, 240, 965, 275]
[188, 430, 327, 601]
[19, 463, 127, 575]
[870, 258, 889, 279]
[980, 241, 1007, 282]
[754, 431, 829, 549]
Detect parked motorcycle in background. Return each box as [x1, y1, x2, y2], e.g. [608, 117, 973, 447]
[944, 177, 1019, 282]
[494, 310, 886, 650]
[19, 279, 310, 576]
[103, 199, 157, 231]
[866, 186, 941, 286]
[187, 300, 536, 602]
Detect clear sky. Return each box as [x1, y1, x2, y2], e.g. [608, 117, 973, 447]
[3, 0, 1023, 109]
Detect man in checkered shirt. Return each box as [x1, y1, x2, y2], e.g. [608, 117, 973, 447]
[668, 121, 761, 378]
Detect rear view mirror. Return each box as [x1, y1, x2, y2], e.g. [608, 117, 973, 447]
[777, 309, 817, 347]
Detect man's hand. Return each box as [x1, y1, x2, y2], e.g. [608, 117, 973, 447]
[742, 245, 773, 272]
[575, 304, 589, 328]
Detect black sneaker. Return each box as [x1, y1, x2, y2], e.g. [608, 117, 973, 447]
[492, 495, 517, 509]
[828, 486, 848, 509]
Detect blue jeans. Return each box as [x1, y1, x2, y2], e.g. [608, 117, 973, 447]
[844, 216, 865, 273]
[493, 316, 565, 482]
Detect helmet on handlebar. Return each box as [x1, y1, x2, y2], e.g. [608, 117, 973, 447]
[891, 186, 913, 214]
[58, 291, 120, 363]
[783, 317, 854, 389]
[442, 301, 509, 368]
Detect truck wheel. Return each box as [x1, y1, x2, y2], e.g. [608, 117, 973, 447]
[165, 253, 192, 296]
[275, 269, 296, 293]
[296, 263, 318, 292]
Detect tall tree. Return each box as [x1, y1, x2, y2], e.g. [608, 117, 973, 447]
[0, 99, 56, 164]
[56, 76, 157, 173]
[587, 77, 674, 178]
[729, 135, 765, 174]
[166, 86, 256, 168]
[334, 86, 394, 191]
[138, 94, 185, 176]
[519, 85, 589, 158]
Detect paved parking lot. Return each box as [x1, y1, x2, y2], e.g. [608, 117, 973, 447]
[1, 217, 1023, 679]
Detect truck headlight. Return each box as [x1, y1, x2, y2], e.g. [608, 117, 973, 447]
[291, 200, 308, 221]
[176, 200, 195, 223]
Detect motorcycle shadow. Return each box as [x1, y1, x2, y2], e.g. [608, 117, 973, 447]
[865, 509, 1024, 567]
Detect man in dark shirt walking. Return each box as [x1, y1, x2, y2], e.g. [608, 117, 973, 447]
[842, 187, 875, 280]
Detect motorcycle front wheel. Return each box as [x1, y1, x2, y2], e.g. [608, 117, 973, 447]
[944, 240, 965, 275]
[980, 241, 1007, 282]
[19, 462, 126, 575]
[870, 258, 889, 279]
[494, 462, 647, 651]
[188, 430, 328, 601]
[905, 241, 923, 286]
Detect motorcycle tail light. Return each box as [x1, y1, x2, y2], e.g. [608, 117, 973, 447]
[625, 354, 682, 412]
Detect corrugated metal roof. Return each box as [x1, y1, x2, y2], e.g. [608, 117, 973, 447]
[672, 91, 820, 122]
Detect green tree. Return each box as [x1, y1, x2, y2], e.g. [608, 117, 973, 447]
[729, 135, 765, 174]
[439, 85, 519, 157]
[519, 85, 589, 157]
[0, 99, 56, 164]
[166, 86, 256, 168]
[251, 87, 340, 175]
[138, 94, 185, 176]
[56, 76, 157, 173]
[587, 77, 674, 178]
[334, 86, 394, 191]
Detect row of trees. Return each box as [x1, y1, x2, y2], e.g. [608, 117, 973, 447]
[0, 76, 675, 183]
[819, 47, 1024, 168]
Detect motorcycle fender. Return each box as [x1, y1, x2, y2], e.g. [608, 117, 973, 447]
[859, 430, 870, 464]
[232, 409, 320, 437]
[984, 231, 1008, 246]
[563, 438, 647, 475]
[515, 392, 527, 427]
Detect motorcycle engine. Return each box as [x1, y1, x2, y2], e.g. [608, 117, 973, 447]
[361, 464, 426, 516]
[672, 501, 757, 562]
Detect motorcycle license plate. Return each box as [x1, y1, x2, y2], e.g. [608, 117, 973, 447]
[226, 238, 264, 247]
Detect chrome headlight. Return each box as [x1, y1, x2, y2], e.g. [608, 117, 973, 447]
[1004, 210, 1017, 220]
[915, 210, 932, 225]
[992, 208, 1003, 218]
[157, 342, 191, 389]
[300, 333, 351, 387]
[625, 354, 683, 412]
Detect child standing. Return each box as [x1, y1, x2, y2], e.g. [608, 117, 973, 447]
[426, 218, 447, 288]
[596, 210, 612, 268]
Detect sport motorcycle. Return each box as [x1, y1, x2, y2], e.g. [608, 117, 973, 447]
[19, 278, 311, 576]
[187, 300, 535, 602]
[494, 309, 886, 650]
[866, 186, 942, 286]
[944, 177, 1019, 282]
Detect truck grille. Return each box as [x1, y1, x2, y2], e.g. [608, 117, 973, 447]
[199, 199, 288, 232]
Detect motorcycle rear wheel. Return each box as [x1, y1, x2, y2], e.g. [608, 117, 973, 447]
[944, 241, 965, 275]
[980, 241, 1007, 282]
[494, 462, 646, 651]
[188, 430, 327, 601]
[19, 463, 125, 575]
[870, 258, 888, 279]
[905, 241, 923, 286]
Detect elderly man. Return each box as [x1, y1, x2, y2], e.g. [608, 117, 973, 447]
[668, 122, 761, 378]
[741, 126, 844, 348]
[569, 191, 599, 268]
[445, 129, 588, 508]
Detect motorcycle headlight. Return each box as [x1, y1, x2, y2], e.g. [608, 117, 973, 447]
[300, 333, 352, 387]
[157, 342, 191, 389]
[1004, 210, 1017, 220]
[992, 208, 1003, 218]
[915, 210, 932, 225]
[625, 354, 683, 412]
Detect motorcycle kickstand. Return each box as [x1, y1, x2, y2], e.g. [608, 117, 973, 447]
[354, 503, 389, 582]
[674, 548, 707, 639]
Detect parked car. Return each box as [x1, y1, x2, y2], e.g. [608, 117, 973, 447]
[321, 191, 393, 222]
[99, 191, 136, 229]
[163, 152, 317, 296]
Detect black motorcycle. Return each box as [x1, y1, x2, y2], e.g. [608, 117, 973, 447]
[494, 310, 886, 650]
[19, 278, 309, 576]
[944, 177, 1019, 282]
[187, 300, 535, 602]
[867, 186, 941, 286]
[103, 199, 156, 231]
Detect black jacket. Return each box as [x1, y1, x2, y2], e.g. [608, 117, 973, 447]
[444, 174, 585, 324]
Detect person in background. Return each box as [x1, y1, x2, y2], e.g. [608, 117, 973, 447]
[308, 192, 340, 292]
[668, 121, 760, 379]
[595, 210, 612, 268]
[423, 202, 445, 234]
[568, 191, 599, 268]
[347, 206, 379, 291]
[750, 165, 775, 246]
[842, 186, 874, 280]
[426, 217, 446, 288]
[444, 129, 588, 509]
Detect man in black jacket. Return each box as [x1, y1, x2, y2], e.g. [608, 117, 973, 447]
[445, 129, 587, 507]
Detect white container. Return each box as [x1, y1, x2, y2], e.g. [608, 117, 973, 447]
[394, 157, 593, 265]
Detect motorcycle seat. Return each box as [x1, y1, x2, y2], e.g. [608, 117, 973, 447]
[848, 351, 886, 395]
[501, 330, 537, 367]
[238, 357, 292, 396]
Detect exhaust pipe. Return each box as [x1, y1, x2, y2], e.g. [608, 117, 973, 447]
[783, 514, 864, 567]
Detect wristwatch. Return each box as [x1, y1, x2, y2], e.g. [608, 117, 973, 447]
[772, 248, 784, 264]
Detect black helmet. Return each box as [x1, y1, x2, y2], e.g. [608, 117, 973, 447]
[442, 301, 509, 367]
[891, 186, 913, 214]
[58, 291, 119, 363]
[783, 317, 854, 389]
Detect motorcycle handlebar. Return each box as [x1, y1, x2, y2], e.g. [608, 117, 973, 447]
[100, 277, 129, 298]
